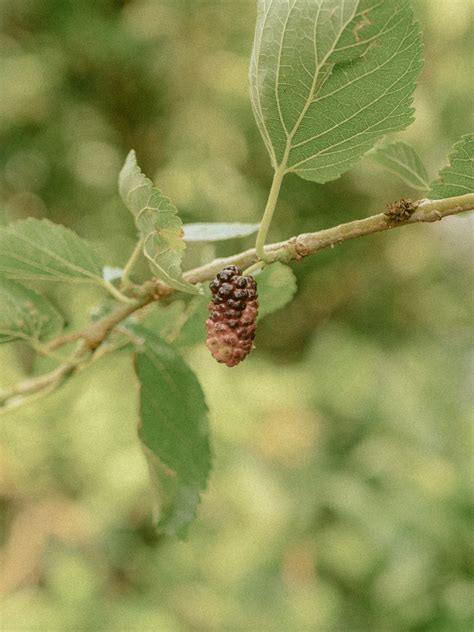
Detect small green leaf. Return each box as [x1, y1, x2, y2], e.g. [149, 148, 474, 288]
[256, 263, 297, 320]
[118, 150, 199, 294]
[141, 300, 188, 341]
[427, 134, 474, 199]
[0, 218, 104, 284]
[371, 141, 429, 190]
[142, 295, 209, 350]
[183, 223, 260, 242]
[131, 324, 211, 537]
[172, 295, 209, 349]
[0, 277, 64, 344]
[250, 0, 423, 182]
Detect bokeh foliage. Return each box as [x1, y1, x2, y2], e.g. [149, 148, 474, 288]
[0, 1, 473, 630]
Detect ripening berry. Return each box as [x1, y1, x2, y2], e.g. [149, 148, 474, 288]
[205, 265, 258, 367]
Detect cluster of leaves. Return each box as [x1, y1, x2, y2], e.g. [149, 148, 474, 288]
[0, 153, 298, 535]
[1, 0, 473, 538]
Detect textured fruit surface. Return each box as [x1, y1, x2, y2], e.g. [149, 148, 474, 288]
[206, 265, 258, 367]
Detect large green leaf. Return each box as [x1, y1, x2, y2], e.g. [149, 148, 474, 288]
[427, 134, 474, 199]
[0, 277, 64, 344]
[0, 218, 104, 284]
[256, 263, 297, 319]
[371, 141, 429, 190]
[183, 223, 260, 242]
[249, 0, 423, 182]
[131, 324, 211, 537]
[118, 150, 199, 294]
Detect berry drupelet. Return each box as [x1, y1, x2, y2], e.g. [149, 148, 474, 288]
[206, 265, 258, 367]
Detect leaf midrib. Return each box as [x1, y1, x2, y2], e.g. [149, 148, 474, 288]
[272, 0, 359, 172]
[287, 28, 419, 172]
[0, 225, 101, 281]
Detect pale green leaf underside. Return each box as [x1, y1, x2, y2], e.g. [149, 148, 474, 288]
[118, 150, 199, 294]
[0, 218, 104, 284]
[131, 324, 211, 537]
[183, 222, 260, 242]
[0, 277, 64, 344]
[250, 0, 423, 183]
[427, 134, 474, 200]
[256, 262, 297, 319]
[371, 141, 429, 190]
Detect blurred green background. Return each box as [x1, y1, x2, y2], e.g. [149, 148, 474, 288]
[0, 1, 473, 630]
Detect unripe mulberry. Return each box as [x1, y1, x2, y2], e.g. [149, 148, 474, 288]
[206, 266, 258, 367]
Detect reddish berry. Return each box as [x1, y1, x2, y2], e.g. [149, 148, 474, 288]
[205, 265, 258, 367]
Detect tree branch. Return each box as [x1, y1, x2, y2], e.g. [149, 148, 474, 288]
[1, 193, 472, 413]
[184, 194, 474, 283]
[0, 296, 159, 413]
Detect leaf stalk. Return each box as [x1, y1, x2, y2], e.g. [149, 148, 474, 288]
[121, 238, 145, 289]
[101, 279, 137, 304]
[255, 166, 286, 261]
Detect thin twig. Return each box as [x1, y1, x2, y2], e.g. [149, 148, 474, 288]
[1, 193, 472, 412]
[184, 193, 474, 284]
[0, 298, 156, 412]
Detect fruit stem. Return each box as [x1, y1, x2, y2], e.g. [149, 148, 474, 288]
[242, 260, 265, 276]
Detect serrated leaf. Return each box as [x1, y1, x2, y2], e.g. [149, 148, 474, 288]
[249, 0, 423, 183]
[427, 134, 474, 200]
[0, 277, 64, 344]
[256, 263, 297, 319]
[371, 141, 429, 190]
[131, 324, 211, 537]
[0, 218, 104, 284]
[118, 150, 199, 294]
[183, 223, 260, 242]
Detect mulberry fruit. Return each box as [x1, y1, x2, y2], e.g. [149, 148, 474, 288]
[206, 265, 258, 367]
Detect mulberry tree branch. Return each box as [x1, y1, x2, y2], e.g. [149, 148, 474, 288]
[184, 194, 474, 283]
[1, 193, 472, 413]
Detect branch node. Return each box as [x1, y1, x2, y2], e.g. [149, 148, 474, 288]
[294, 238, 310, 259]
[384, 198, 418, 223]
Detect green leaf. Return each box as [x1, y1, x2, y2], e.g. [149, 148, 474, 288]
[0, 277, 64, 344]
[371, 141, 429, 190]
[141, 300, 188, 341]
[172, 295, 209, 349]
[131, 324, 211, 537]
[0, 218, 104, 284]
[427, 134, 474, 199]
[256, 263, 297, 320]
[118, 150, 199, 294]
[183, 223, 260, 242]
[141, 444, 205, 539]
[249, 0, 423, 182]
[142, 295, 209, 350]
